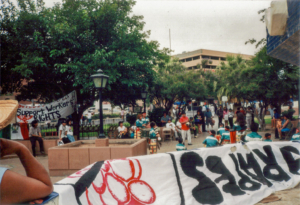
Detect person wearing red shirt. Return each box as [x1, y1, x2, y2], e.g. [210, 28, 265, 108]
[179, 112, 192, 145]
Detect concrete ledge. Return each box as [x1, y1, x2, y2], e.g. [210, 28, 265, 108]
[48, 139, 147, 176]
[15, 139, 59, 155]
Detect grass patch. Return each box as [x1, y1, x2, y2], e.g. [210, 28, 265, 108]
[254, 116, 271, 125]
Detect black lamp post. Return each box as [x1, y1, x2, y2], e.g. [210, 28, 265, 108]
[90, 69, 109, 138]
[141, 90, 148, 113]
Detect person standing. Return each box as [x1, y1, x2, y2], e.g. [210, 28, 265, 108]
[194, 111, 203, 135]
[228, 108, 234, 128]
[87, 112, 92, 125]
[216, 106, 223, 127]
[121, 109, 125, 120]
[223, 107, 229, 127]
[29, 120, 45, 157]
[205, 108, 214, 129]
[179, 112, 192, 145]
[66, 120, 75, 142]
[201, 107, 207, 132]
[59, 120, 70, 144]
[246, 107, 253, 131]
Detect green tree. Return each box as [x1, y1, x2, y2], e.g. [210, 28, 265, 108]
[1, 0, 167, 136]
[149, 58, 208, 121]
[216, 48, 298, 130]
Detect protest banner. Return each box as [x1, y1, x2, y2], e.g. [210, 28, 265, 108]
[16, 91, 77, 124]
[54, 141, 300, 205]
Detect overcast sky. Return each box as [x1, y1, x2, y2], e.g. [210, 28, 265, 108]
[11, 0, 272, 55]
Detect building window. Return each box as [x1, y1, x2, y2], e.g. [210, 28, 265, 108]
[205, 65, 211, 69]
[202, 55, 210, 59]
[188, 66, 193, 69]
[211, 56, 219, 60]
[220, 57, 226, 61]
[193, 56, 200, 60]
[186, 58, 192, 62]
[193, 66, 198, 69]
[211, 66, 217, 69]
[180, 59, 185, 62]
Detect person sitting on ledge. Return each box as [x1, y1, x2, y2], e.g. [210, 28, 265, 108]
[117, 121, 128, 138]
[202, 130, 218, 148]
[244, 123, 262, 142]
[29, 120, 45, 157]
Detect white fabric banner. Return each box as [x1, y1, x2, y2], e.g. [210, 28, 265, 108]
[54, 141, 300, 205]
[16, 91, 77, 123]
[10, 124, 23, 140]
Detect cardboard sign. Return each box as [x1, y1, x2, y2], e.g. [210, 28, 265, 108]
[54, 141, 300, 205]
[16, 91, 77, 123]
[222, 96, 228, 102]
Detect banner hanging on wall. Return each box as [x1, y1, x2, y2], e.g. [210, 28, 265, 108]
[54, 141, 300, 205]
[16, 91, 77, 123]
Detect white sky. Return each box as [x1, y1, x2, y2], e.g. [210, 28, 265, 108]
[10, 0, 272, 55]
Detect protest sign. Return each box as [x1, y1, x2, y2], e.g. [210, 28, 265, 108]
[54, 141, 300, 205]
[16, 91, 77, 123]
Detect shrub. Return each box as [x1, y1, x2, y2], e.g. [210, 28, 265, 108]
[126, 114, 137, 126]
[282, 109, 295, 120]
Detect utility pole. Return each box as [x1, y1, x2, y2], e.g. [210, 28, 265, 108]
[169, 29, 171, 52]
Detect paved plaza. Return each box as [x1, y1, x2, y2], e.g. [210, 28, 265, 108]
[1, 116, 299, 204]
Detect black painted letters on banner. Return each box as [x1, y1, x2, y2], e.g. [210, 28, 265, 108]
[180, 152, 223, 204]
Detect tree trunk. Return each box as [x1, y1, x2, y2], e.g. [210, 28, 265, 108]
[72, 111, 81, 140]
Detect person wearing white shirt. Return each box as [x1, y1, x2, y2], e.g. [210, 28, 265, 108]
[117, 121, 127, 138]
[166, 118, 179, 139]
[87, 112, 92, 125]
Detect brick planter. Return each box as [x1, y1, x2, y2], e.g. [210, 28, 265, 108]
[48, 138, 147, 176]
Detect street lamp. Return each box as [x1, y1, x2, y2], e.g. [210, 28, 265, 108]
[90, 69, 109, 138]
[141, 90, 148, 113]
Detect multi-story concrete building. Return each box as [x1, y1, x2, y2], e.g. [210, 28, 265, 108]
[173, 49, 253, 72]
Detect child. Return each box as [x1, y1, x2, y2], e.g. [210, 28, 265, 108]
[130, 122, 137, 138]
[149, 122, 159, 154]
[217, 123, 225, 136]
[189, 117, 197, 138]
[263, 133, 272, 142]
[228, 109, 234, 128]
[220, 126, 230, 145]
[290, 128, 300, 141]
[244, 123, 262, 142]
[202, 130, 218, 147]
[176, 137, 187, 151]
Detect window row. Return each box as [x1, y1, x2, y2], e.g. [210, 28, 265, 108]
[180, 55, 226, 63]
[187, 65, 217, 70]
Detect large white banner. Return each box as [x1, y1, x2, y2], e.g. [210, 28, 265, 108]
[16, 91, 77, 123]
[54, 141, 300, 205]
